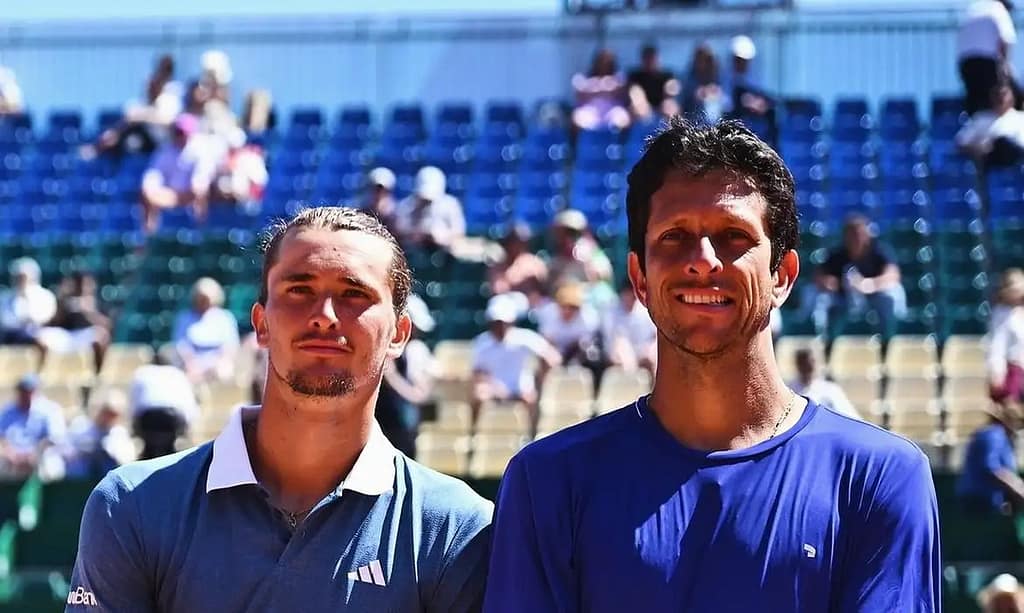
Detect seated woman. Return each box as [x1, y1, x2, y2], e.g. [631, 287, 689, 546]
[172, 277, 239, 384]
[571, 48, 631, 132]
[37, 271, 111, 375]
[487, 223, 549, 309]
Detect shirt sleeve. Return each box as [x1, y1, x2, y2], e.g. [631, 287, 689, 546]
[428, 501, 494, 613]
[66, 473, 156, 612]
[834, 450, 941, 612]
[483, 453, 578, 613]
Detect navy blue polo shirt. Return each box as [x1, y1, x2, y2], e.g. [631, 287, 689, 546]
[66, 406, 493, 612]
[483, 397, 941, 612]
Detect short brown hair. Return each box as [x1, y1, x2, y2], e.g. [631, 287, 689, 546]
[257, 206, 412, 316]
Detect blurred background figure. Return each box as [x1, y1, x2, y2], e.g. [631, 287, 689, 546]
[725, 35, 776, 131]
[392, 166, 466, 254]
[627, 43, 680, 122]
[487, 222, 549, 309]
[789, 348, 860, 419]
[957, 0, 1020, 115]
[572, 48, 631, 132]
[682, 42, 727, 123]
[0, 374, 66, 480]
[0, 66, 24, 115]
[601, 279, 657, 376]
[957, 403, 1024, 516]
[547, 209, 614, 308]
[140, 113, 219, 233]
[363, 166, 398, 231]
[130, 353, 199, 460]
[987, 269, 1024, 404]
[63, 388, 134, 480]
[0, 258, 56, 368]
[978, 573, 1024, 613]
[375, 294, 438, 459]
[172, 277, 239, 384]
[37, 270, 112, 377]
[537, 282, 602, 377]
[956, 78, 1024, 167]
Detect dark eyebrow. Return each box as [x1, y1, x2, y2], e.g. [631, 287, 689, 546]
[342, 275, 373, 291]
[280, 272, 316, 284]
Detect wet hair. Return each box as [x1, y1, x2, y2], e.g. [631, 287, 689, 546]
[626, 116, 799, 272]
[257, 206, 412, 316]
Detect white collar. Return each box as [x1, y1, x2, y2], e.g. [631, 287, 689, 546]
[205, 405, 396, 496]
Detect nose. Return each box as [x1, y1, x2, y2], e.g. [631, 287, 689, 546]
[310, 295, 340, 329]
[685, 235, 724, 277]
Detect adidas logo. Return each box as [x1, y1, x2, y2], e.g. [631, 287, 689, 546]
[348, 560, 387, 586]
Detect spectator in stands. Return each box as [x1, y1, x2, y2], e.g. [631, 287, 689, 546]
[37, 270, 111, 376]
[471, 294, 561, 439]
[571, 48, 631, 132]
[681, 43, 728, 124]
[364, 166, 398, 231]
[987, 270, 1024, 403]
[992, 268, 1024, 333]
[392, 166, 466, 254]
[200, 49, 233, 106]
[240, 89, 275, 137]
[63, 388, 135, 480]
[0, 374, 66, 480]
[601, 279, 657, 376]
[547, 209, 615, 307]
[376, 294, 438, 459]
[958, 0, 1021, 115]
[211, 127, 268, 205]
[537, 283, 602, 369]
[956, 78, 1024, 166]
[0, 258, 56, 367]
[0, 66, 24, 115]
[172, 277, 240, 384]
[806, 214, 906, 338]
[89, 54, 182, 158]
[725, 36, 776, 129]
[130, 353, 199, 460]
[140, 113, 219, 233]
[487, 222, 549, 308]
[956, 402, 1024, 515]
[789, 348, 860, 419]
[977, 573, 1024, 612]
[627, 44, 680, 122]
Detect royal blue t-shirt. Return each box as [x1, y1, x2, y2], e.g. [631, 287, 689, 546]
[483, 397, 941, 613]
[956, 423, 1017, 512]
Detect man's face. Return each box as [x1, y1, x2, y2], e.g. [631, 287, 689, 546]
[629, 170, 797, 359]
[252, 228, 410, 399]
[11, 272, 28, 290]
[733, 56, 749, 74]
[489, 320, 510, 340]
[642, 51, 659, 71]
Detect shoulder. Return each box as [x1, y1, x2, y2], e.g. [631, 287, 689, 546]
[510, 405, 641, 474]
[90, 444, 213, 512]
[471, 331, 493, 351]
[399, 456, 493, 527]
[805, 405, 930, 475]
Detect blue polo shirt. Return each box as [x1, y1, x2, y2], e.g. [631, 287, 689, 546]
[956, 423, 1017, 512]
[483, 397, 941, 612]
[66, 406, 493, 612]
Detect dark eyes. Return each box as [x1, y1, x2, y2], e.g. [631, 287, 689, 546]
[285, 286, 369, 299]
[659, 229, 752, 242]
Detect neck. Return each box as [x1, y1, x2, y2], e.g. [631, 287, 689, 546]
[249, 376, 377, 513]
[648, 332, 801, 451]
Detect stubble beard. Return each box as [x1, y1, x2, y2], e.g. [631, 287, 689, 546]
[286, 370, 356, 397]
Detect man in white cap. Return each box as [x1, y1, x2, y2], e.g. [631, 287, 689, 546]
[726, 35, 775, 127]
[392, 166, 466, 254]
[470, 294, 561, 438]
[364, 166, 398, 231]
[0, 257, 57, 364]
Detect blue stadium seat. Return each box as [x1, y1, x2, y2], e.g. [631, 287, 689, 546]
[990, 186, 1024, 221]
[518, 170, 566, 198]
[832, 97, 872, 142]
[520, 140, 569, 172]
[485, 101, 524, 131]
[514, 195, 565, 231]
[96, 107, 123, 135]
[474, 140, 521, 173]
[423, 142, 474, 176]
[463, 194, 513, 236]
[468, 172, 517, 199]
[880, 98, 920, 142]
[480, 122, 523, 145]
[526, 125, 569, 148]
[290, 107, 324, 129]
[373, 143, 423, 176]
[437, 103, 474, 127]
[931, 188, 982, 227]
[878, 188, 929, 226]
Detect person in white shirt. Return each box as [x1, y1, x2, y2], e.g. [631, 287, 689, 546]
[0, 258, 57, 366]
[172, 277, 240, 384]
[789, 348, 861, 420]
[957, 79, 1024, 165]
[471, 294, 561, 438]
[392, 166, 466, 254]
[536, 283, 601, 363]
[958, 0, 1021, 115]
[602, 280, 658, 376]
[130, 355, 200, 460]
[140, 113, 221, 234]
[0, 66, 24, 115]
[988, 273, 1024, 404]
